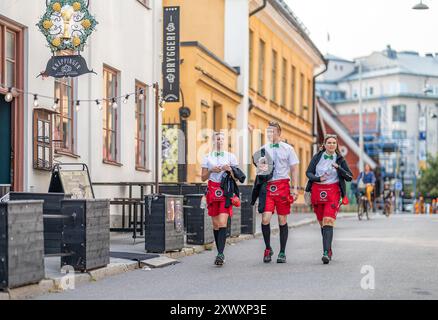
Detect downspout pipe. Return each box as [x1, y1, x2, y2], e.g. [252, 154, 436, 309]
[250, 0, 267, 16]
[312, 58, 328, 149]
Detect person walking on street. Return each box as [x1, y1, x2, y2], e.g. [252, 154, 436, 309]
[305, 134, 353, 264]
[201, 132, 242, 266]
[252, 121, 299, 264]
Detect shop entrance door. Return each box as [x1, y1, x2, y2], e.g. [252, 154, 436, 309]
[0, 95, 11, 184]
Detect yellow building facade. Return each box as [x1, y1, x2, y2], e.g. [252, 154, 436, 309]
[162, 0, 242, 183]
[248, 0, 325, 194]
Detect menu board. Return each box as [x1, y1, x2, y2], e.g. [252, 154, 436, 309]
[58, 170, 94, 199]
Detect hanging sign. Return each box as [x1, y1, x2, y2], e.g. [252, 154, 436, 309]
[38, 55, 96, 78]
[163, 6, 180, 102]
[37, 0, 98, 78]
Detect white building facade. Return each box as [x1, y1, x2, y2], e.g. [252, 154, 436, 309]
[0, 0, 162, 226]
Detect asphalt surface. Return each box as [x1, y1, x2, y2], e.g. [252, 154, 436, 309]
[35, 213, 438, 300]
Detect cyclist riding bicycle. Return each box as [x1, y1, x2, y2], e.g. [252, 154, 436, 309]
[357, 164, 376, 211]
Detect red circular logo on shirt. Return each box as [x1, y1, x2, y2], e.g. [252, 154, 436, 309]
[215, 190, 223, 198]
[320, 191, 328, 199]
[269, 185, 278, 193]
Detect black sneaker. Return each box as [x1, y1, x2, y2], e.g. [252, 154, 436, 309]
[215, 254, 225, 266]
[263, 248, 273, 263]
[322, 251, 330, 264]
[277, 252, 286, 263]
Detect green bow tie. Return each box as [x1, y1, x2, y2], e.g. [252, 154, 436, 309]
[324, 154, 334, 160]
[270, 143, 279, 148]
[214, 152, 224, 157]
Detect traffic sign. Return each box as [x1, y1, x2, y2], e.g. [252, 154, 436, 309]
[395, 181, 403, 191]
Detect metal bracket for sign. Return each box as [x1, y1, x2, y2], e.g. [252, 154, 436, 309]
[49, 163, 95, 199]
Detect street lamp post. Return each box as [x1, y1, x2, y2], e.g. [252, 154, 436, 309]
[357, 60, 365, 172]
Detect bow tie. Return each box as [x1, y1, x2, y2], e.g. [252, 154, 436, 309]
[214, 152, 224, 157]
[324, 154, 334, 160]
[270, 143, 279, 148]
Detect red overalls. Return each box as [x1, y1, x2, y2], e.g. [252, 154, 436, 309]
[311, 183, 341, 221]
[264, 179, 294, 215]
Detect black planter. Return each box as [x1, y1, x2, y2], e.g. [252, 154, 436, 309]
[0, 200, 45, 290]
[61, 199, 110, 272]
[239, 186, 257, 234]
[144, 194, 184, 253]
[185, 194, 214, 245]
[9, 192, 71, 255]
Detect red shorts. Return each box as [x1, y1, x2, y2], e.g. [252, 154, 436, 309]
[311, 183, 341, 221]
[206, 181, 233, 217]
[264, 179, 293, 215]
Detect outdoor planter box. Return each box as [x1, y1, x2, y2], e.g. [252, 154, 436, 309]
[227, 204, 241, 238]
[144, 194, 184, 253]
[239, 186, 257, 235]
[61, 199, 110, 272]
[9, 192, 70, 255]
[184, 194, 214, 245]
[0, 200, 45, 290]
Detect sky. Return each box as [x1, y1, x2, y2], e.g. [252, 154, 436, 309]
[284, 0, 438, 60]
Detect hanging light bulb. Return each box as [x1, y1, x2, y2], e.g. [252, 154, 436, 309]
[75, 100, 80, 112]
[33, 94, 39, 107]
[4, 88, 13, 102]
[123, 94, 129, 104]
[52, 98, 60, 110]
[96, 99, 102, 110]
[138, 89, 145, 101]
[11, 87, 19, 98]
[112, 98, 118, 109]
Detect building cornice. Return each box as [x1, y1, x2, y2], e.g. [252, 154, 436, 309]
[181, 41, 240, 75]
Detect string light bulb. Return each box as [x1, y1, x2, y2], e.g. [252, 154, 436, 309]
[52, 98, 60, 110]
[138, 89, 145, 101]
[75, 100, 80, 112]
[112, 98, 118, 109]
[33, 94, 39, 107]
[123, 94, 129, 104]
[4, 88, 13, 102]
[96, 99, 102, 110]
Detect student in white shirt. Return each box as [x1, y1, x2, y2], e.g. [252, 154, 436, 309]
[254, 121, 299, 264]
[305, 134, 353, 264]
[201, 132, 239, 266]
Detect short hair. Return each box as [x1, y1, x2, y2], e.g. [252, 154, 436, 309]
[268, 121, 281, 132]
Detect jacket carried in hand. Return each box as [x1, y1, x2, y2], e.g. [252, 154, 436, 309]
[250, 147, 275, 213]
[220, 166, 246, 208]
[305, 150, 353, 198]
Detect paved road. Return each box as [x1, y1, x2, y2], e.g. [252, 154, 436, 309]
[36, 214, 438, 300]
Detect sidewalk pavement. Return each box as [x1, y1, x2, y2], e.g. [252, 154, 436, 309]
[2, 212, 356, 300]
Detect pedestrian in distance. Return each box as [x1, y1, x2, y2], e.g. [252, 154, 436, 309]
[305, 134, 353, 264]
[251, 121, 299, 264]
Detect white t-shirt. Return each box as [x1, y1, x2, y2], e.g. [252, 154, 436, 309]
[315, 152, 339, 184]
[260, 141, 299, 181]
[202, 151, 239, 183]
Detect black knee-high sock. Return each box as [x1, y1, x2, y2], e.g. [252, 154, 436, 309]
[213, 229, 219, 250]
[322, 226, 333, 253]
[261, 224, 271, 249]
[279, 224, 288, 253]
[217, 227, 227, 255]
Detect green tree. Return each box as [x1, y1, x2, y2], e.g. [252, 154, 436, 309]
[418, 154, 438, 198]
